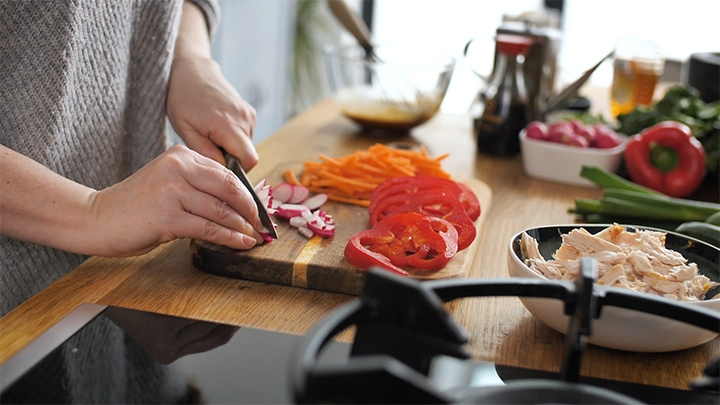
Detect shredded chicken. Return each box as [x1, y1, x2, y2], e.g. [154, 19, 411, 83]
[519, 223, 719, 302]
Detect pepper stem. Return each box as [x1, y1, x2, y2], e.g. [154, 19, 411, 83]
[648, 141, 680, 173]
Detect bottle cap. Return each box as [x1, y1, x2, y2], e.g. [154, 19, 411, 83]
[496, 34, 533, 55]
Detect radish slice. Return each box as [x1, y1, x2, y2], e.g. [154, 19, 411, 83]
[268, 181, 334, 238]
[253, 179, 268, 193]
[301, 209, 315, 222]
[272, 183, 294, 203]
[303, 193, 328, 211]
[297, 226, 314, 238]
[307, 221, 335, 238]
[255, 187, 271, 205]
[259, 232, 275, 244]
[289, 216, 307, 228]
[287, 185, 310, 204]
[276, 203, 311, 219]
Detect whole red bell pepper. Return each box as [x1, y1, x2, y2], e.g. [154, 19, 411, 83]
[624, 121, 706, 198]
[344, 212, 459, 275]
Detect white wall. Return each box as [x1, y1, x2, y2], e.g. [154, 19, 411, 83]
[371, 0, 546, 113]
[211, 0, 296, 144]
[560, 0, 720, 87]
[369, 0, 719, 114]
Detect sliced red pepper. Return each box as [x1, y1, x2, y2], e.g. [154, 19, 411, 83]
[344, 212, 459, 274]
[624, 121, 706, 198]
[369, 190, 476, 251]
[369, 175, 481, 221]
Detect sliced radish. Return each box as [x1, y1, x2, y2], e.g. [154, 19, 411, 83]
[267, 181, 334, 239]
[259, 232, 275, 244]
[297, 226, 315, 238]
[253, 179, 268, 192]
[301, 209, 315, 222]
[288, 216, 307, 228]
[255, 187, 271, 205]
[276, 203, 311, 219]
[303, 193, 328, 210]
[272, 183, 294, 203]
[306, 221, 335, 238]
[287, 185, 310, 204]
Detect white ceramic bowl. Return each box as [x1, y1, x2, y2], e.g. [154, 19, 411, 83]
[519, 129, 626, 187]
[323, 44, 455, 134]
[507, 224, 720, 352]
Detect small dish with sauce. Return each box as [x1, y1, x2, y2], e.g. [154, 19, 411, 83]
[323, 44, 455, 135]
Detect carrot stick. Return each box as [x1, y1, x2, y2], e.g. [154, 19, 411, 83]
[291, 143, 452, 206]
[283, 169, 301, 186]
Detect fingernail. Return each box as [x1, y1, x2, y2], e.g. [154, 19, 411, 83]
[241, 234, 258, 247]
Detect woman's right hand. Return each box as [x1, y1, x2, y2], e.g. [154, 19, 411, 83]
[0, 144, 265, 257]
[89, 144, 265, 256]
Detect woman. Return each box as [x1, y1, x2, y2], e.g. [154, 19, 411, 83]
[1, 1, 261, 401]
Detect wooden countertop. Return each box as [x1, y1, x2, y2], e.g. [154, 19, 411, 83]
[1, 97, 717, 391]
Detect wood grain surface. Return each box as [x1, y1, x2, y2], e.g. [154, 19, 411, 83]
[190, 179, 492, 295]
[2, 93, 718, 391]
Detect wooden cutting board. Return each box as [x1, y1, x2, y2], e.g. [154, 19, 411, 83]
[190, 179, 492, 295]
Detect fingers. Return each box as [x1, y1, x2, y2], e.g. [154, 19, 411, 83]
[205, 100, 259, 171]
[177, 202, 264, 249]
[139, 146, 268, 251]
[182, 131, 226, 165]
[92, 145, 268, 256]
[177, 104, 259, 172]
[178, 152, 266, 234]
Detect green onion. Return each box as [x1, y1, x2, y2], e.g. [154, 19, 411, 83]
[579, 166, 661, 195]
[570, 166, 720, 230]
[602, 189, 720, 221]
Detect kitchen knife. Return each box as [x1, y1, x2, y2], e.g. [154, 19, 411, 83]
[223, 152, 279, 240]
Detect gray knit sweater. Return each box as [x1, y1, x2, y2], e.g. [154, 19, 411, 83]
[0, 0, 218, 316]
[1, 0, 220, 402]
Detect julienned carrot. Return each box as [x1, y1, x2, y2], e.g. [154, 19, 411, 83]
[282, 169, 301, 186]
[286, 143, 452, 206]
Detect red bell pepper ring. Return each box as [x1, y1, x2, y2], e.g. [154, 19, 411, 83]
[369, 175, 481, 221]
[624, 121, 706, 198]
[344, 212, 459, 275]
[369, 190, 476, 251]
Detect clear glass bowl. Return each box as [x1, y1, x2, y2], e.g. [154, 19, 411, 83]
[323, 44, 456, 134]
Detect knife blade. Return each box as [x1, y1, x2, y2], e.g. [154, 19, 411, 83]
[224, 152, 279, 240]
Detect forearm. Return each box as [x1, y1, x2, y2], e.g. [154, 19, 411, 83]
[168, 1, 259, 169]
[174, 1, 213, 62]
[0, 145, 99, 255]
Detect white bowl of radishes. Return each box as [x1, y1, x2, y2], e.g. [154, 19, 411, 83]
[520, 120, 626, 187]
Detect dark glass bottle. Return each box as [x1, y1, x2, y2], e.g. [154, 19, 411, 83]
[475, 35, 533, 156]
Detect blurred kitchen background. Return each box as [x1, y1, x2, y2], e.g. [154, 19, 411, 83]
[208, 0, 719, 144]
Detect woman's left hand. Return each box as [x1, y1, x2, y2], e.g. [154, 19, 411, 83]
[167, 2, 259, 172]
[167, 56, 259, 172]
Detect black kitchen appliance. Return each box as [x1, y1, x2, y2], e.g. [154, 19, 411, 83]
[2, 260, 719, 404]
[290, 260, 720, 404]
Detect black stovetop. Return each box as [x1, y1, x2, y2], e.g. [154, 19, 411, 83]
[2, 262, 719, 404]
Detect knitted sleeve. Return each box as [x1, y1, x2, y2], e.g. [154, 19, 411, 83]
[187, 0, 221, 39]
